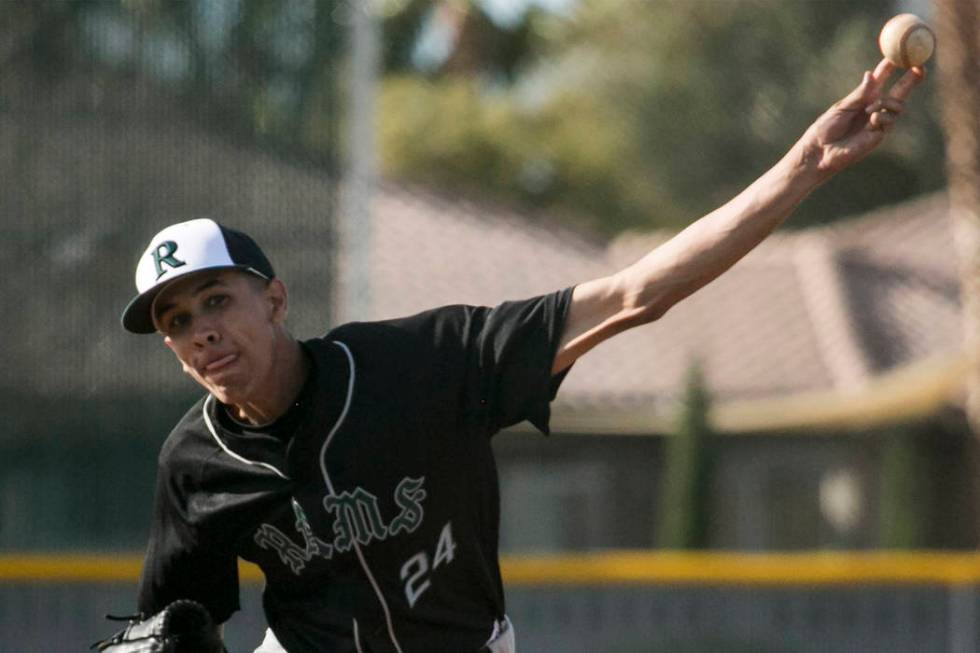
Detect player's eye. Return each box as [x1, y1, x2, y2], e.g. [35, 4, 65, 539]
[167, 312, 190, 332]
[205, 294, 228, 309]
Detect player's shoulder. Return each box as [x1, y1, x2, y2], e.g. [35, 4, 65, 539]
[326, 304, 487, 350]
[331, 304, 485, 334]
[157, 395, 216, 471]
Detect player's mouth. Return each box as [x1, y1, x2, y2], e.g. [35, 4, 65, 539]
[203, 353, 238, 374]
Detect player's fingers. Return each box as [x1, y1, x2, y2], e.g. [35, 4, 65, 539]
[864, 98, 905, 115]
[887, 66, 926, 101]
[867, 107, 897, 131]
[872, 58, 897, 85]
[838, 60, 897, 109]
[836, 71, 876, 110]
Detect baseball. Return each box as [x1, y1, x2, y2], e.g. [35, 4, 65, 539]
[878, 13, 935, 68]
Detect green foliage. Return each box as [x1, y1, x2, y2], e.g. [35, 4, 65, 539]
[381, 0, 433, 73]
[5, 0, 347, 163]
[223, 0, 345, 152]
[657, 363, 713, 549]
[0, 0, 91, 77]
[379, 74, 646, 231]
[7, 1, 945, 235]
[378, 0, 946, 234]
[878, 428, 929, 548]
[381, 0, 546, 80]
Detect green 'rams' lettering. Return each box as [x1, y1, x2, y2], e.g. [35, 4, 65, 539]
[323, 487, 389, 552]
[389, 476, 427, 536]
[255, 476, 430, 573]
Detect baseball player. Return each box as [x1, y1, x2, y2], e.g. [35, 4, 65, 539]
[120, 61, 922, 653]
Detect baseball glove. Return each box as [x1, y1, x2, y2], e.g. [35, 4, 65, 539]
[92, 599, 223, 653]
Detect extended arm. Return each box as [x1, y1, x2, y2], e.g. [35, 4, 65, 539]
[552, 60, 924, 374]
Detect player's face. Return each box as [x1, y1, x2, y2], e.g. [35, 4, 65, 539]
[152, 269, 287, 410]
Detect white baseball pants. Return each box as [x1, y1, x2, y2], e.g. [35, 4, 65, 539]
[252, 616, 515, 653]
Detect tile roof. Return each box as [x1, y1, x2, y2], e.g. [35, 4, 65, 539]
[334, 182, 609, 323]
[337, 187, 960, 417]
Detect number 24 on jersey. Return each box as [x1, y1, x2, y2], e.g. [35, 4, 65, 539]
[400, 521, 457, 608]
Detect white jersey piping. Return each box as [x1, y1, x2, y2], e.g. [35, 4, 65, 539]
[353, 618, 364, 653]
[202, 395, 290, 480]
[322, 341, 405, 653]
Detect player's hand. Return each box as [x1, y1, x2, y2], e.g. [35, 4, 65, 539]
[801, 59, 924, 177]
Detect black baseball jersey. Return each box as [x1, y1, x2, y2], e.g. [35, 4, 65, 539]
[137, 288, 573, 653]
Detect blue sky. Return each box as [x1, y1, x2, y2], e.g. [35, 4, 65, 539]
[480, 0, 576, 27]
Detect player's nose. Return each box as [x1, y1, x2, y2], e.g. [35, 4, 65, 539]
[190, 319, 222, 347]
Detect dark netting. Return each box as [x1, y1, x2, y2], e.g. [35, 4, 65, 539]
[0, 1, 345, 550]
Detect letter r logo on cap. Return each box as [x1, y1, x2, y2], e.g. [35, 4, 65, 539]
[151, 240, 187, 280]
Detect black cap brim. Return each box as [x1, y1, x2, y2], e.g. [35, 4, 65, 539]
[121, 264, 268, 334]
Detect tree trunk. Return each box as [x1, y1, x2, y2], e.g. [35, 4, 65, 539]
[935, 0, 980, 432]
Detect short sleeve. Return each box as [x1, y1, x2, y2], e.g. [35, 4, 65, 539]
[137, 458, 241, 624]
[473, 287, 574, 436]
[326, 287, 574, 439]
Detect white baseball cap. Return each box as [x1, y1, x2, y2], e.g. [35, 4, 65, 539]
[121, 218, 275, 334]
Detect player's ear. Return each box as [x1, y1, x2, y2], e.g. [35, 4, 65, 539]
[266, 278, 288, 324]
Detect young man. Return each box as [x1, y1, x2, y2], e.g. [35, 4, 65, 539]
[123, 61, 923, 653]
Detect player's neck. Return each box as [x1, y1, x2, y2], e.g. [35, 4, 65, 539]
[229, 334, 308, 426]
